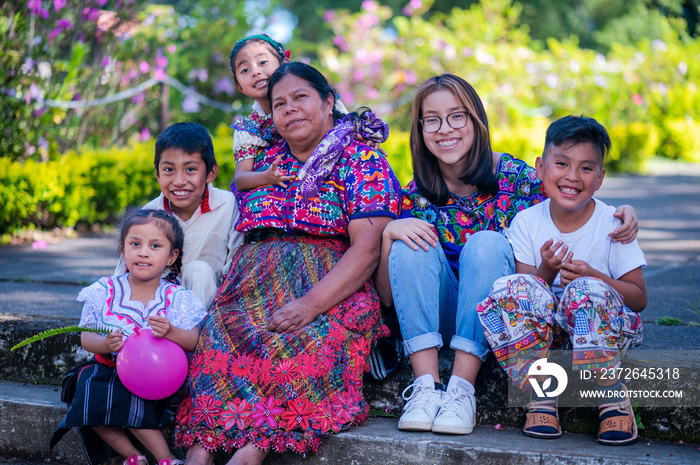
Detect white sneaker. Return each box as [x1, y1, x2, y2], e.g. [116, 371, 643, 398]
[397, 374, 443, 431]
[432, 379, 476, 435]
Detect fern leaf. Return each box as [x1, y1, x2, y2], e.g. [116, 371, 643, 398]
[10, 325, 112, 351]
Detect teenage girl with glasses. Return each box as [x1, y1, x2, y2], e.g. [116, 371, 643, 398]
[374, 73, 639, 436]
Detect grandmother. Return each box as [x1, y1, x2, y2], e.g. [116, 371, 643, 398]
[175, 62, 401, 465]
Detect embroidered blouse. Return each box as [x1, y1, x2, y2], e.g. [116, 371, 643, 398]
[399, 153, 546, 276]
[78, 274, 207, 338]
[231, 101, 281, 164]
[234, 139, 401, 236]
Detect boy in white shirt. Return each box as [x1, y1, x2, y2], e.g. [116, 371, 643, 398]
[478, 115, 647, 446]
[117, 123, 243, 307]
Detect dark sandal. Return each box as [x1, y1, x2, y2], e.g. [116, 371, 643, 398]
[523, 400, 562, 439]
[598, 385, 638, 446]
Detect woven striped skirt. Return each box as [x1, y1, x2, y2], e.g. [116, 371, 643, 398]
[175, 234, 387, 455]
[50, 356, 166, 465]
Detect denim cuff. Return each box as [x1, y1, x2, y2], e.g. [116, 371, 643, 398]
[450, 335, 489, 362]
[403, 332, 443, 355]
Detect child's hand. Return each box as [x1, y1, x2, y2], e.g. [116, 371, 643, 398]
[264, 155, 294, 188]
[559, 257, 596, 287]
[106, 330, 124, 352]
[148, 315, 171, 338]
[539, 239, 572, 272]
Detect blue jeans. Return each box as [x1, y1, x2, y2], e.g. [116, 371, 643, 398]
[388, 230, 514, 361]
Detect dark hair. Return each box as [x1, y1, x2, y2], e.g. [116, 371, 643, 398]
[267, 62, 345, 121]
[543, 115, 611, 163]
[119, 209, 184, 284]
[229, 34, 286, 87]
[410, 74, 497, 206]
[154, 122, 216, 175]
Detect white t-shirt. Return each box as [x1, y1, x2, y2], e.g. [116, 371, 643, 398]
[506, 198, 646, 297]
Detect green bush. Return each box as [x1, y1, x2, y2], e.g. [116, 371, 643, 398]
[0, 131, 236, 240]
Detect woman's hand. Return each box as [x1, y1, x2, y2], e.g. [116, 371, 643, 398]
[610, 205, 638, 243]
[263, 155, 295, 188]
[268, 297, 318, 333]
[105, 330, 125, 352]
[147, 315, 171, 338]
[383, 218, 438, 251]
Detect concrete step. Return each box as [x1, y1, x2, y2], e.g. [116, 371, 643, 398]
[3, 312, 700, 444]
[1, 380, 698, 465]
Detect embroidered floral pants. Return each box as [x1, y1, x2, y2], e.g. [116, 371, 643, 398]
[477, 274, 642, 389]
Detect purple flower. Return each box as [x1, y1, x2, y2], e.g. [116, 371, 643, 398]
[29, 83, 43, 101]
[101, 56, 111, 67]
[53, 0, 66, 11]
[48, 27, 63, 43]
[323, 9, 335, 22]
[96, 0, 108, 6]
[182, 96, 200, 113]
[130, 92, 144, 104]
[213, 77, 234, 95]
[56, 18, 71, 28]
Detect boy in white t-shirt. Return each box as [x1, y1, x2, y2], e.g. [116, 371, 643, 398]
[477, 115, 647, 446]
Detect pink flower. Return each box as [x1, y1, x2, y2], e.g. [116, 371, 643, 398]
[312, 400, 342, 432]
[252, 396, 284, 429]
[280, 398, 313, 430]
[361, 0, 378, 12]
[167, 44, 177, 54]
[323, 9, 335, 22]
[154, 68, 166, 81]
[32, 240, 47, 250]
[494, 423, 503, 430]
[632, 94, 643, 106]
[271, 359, 299, 385]
[139, 60, 150, 74]
[191, 395, 223, 429]
[155, 55, 168, 69]
[53, 0, 66, 11]
[140, 127, 150, 141]
[219, 398, 251, 430]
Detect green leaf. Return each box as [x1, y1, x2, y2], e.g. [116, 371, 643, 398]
[10, 325, 112, 351]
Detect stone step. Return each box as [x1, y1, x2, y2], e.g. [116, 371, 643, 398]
[1, 380, 698, 465]
[2, 314, 699, 443]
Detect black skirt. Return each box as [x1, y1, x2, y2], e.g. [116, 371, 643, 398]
[50, 356, 168, 465]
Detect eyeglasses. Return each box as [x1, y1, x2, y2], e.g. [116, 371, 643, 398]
[419, 111, 471, 133]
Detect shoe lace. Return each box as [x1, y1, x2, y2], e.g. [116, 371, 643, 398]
[439, 388, 474, 418]
[402, 382, 440, 411]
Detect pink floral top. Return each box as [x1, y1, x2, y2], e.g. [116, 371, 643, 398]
[234, 140, 401, 235]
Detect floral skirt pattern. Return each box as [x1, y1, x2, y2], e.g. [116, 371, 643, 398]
[477, 274, 643, 389]
[175, 234, 388, 454]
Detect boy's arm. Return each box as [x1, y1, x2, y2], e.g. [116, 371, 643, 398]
[559, 260, 647, 312]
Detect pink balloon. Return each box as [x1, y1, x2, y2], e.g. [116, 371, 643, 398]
[116, 328, 188, 400]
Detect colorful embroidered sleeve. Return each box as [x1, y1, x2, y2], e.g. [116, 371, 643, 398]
[344, 143, 401, 220]
[230, 111, 282, 164]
